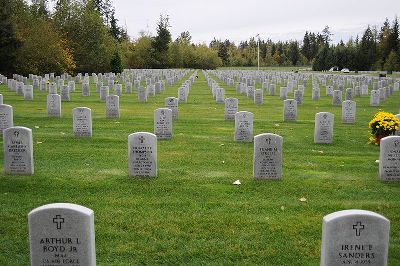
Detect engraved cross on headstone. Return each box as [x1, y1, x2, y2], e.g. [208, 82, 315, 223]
[139, 136, 145, 144]
[53, 215, 65, 230]
[352, 221, 365, 236]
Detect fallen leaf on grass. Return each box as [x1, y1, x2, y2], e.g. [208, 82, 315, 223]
[34, 126, 39, 129]
[60, 132, 66, 135]
[375, 160, 379, 163]
[233, 180, 241, 185]
[37, 141, 43, 144]
[281, 206, 285, 211]
[299, 197, 307, 202]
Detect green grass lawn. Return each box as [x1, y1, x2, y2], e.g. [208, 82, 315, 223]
[0, 71, 399, 265]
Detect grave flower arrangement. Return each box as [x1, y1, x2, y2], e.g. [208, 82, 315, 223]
[368, 111, 400, 145]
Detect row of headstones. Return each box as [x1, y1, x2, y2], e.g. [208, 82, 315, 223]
[27, 203, 391, 266]
[4, 123, 400, 181]
[209, 69, 399, 92]
[208, 70, 398, 107]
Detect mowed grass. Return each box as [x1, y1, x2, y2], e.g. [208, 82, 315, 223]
[0, 71, 400, 265]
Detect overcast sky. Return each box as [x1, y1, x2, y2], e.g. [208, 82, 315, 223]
[114, 0, 399, 44]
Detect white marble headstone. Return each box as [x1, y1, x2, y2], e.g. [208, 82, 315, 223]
[234, 111, 253, 142]
[253, 133, 283, 179]
[341, 100, 356, 124]
[314, 112, 334, 144]
[128, 132, 157, 177]
[379, 136, 400, 181]
[321, 210, 389, 266]
[224, 98, 238, 120]
[154, 108, 172, 140]
[73, 107, 92, 137]
[283, 99, 297, 121]
[106, 95, 120, 119]
[0, 104, 13, 135]
[3, 126, 34, 174]
[28, 203, 96, 266]
[47, 94, 61, 117]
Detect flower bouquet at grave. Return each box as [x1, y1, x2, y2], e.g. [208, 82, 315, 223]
[368, 111, 400, 145]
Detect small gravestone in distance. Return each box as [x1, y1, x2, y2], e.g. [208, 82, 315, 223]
[379, 136, 400, 181]
[326, 85, 334, 97]
[312, 88, 320, 101]
[269, 84, 276, 96]
[165, 97, 179, 120]
[332, 90, 342, 106]
[28, 203, 96, 266]
[280, 87, 287, 100]
[314, 112, 334, 144]
[154, 108, 172, 139]
[82, 82, 90, 96]
[342, 100, 356, 124]
[283, 99, 297, 121]
[49, 83, 57, 94]
[370, 90, 380, 106]
[253, 133, 283, 179]
[125, 82, 132, 94]
[114, 84, 122, 96]
[47, 94, 61, 117]
[321, 209, 390, 266]
[3, 126, 34, 175]
[0, 104, 13, 135]
[61, 85, 70, 101]
[24, 85, 34, 100]
[178, 87, 188, 103]
[0, 94, 3, 105]
[128, 132, 157, 177]
[138, 86, 147, 102]
[294, 90, 303, 104]
[216, 88, 225, 103]
[100, 86, 109, 102]
[234, 111, 253, 142]
[73, 107, 92, 137]
[106, 95, 120, 118]
[224, 98, 238, 120]
[254, 89, 263, 104]
[345, 88, 353, 100]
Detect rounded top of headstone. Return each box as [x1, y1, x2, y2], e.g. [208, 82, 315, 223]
[28, 203, 93, 217]
[254, 133, 283, 140]
[323, 209, 389, 223]
[4, 126, 31, 134]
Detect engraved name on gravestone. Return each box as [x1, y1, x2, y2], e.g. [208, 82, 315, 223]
[253, 133, 283, 179]
[47, 94, 61, 117]
[165, 97, 179, 120]
[128, 132, 157, 177]
[106, 95, 120, 119]
[73, 107, 92, 137]
[283, 99, 297, 121]
[234, 111, 253, 142]
[29, 203, 96, 266]
[321, 210, 390, 266]
[342, 100, 356, 124]
[0, 104, 13, 135]
[379, 136, 400, 181]
[332, 90, 342, 106]
[314, 112, 334, 144]
[370, 90, 380, 106]
[154, 108, 172, 140]
[224, 98, 238, 120]
[3, 126, 34, 175]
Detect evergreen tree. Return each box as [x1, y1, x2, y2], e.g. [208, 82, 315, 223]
[110, 50, 122, 73]
[152, 15, 171, 68]
[0, 0, 21, 75]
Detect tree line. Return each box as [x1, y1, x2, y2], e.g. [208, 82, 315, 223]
[0, 0, 399, 75]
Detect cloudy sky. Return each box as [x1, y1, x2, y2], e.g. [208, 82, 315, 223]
[114, 0, 399, 44]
